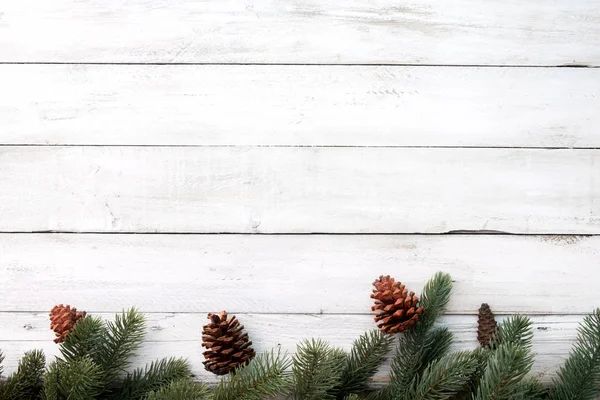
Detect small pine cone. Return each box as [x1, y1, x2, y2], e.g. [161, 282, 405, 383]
[371, 275, 424, 334]
[49, 304, 86, 343]
[201, 311, 256, 375]
[477, 303, 498, 347]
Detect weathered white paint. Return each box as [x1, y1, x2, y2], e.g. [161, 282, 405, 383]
[1, 234, 598, 314]
[1, 65, 599, 147]
[1, 0, 599, 65]
[0, 313, 583, 384]
[0, 147, 598, 234]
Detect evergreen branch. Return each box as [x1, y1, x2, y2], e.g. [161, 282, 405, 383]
[336, 330, 393, 398]
[509, 378, 546, 400]
[212, 349, 292, 400]
[44, 357, 103, 400]
[419, 272, 453, 330]
[473, 343, 534, 400]
[405, 350, 478, 400]
[493, 314, 533, 349]
[97, 308, 146, 383]
[145, 379, 211, 400]
[117, 357, 191, 400]
[59, 315, 106, 364]
[0, 349, 45, 400]
[420, 327, 453, 369]
[291, 339, 345, 400]
[450, 347, 491, 400]
[344, 395, 360, 400]
[548, 308, 600, 400]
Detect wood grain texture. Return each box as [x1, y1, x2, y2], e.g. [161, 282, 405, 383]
[0, 313, 583, 384]
[1, 1, 599, 65]
[2, 234, 599, 314]
[0, 146, 598, 234]
[1, 64, 599, 147]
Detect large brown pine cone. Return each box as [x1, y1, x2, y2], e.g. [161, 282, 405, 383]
[477, 303, 498, 347]
[49, 304, 86, 343]
[201, 311, 256, 375]
[371, 275, 424, 334]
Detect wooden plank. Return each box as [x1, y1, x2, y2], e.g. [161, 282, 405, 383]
[0, 147, 598, 234]
[1, 65, 599, 147]
[1, 0, 599, 65]
[0, 313, 583, 384]
[2, 234, 599, 314]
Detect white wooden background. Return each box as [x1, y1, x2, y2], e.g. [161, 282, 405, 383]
[1, 0, 600, 388]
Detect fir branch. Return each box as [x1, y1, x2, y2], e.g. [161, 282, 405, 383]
[145, 379, 211, 400]
[473, 343, 534, 400]
[376, 273, 454, 400]
[493, 314, 533, 349]
[58, 315, 106, 364]
[117, 357, 191, 400]
[291, 339, 345, 400]
[44, 357, 103, 400]
[509, 378, 546, 400]
[97, 308, 146, 383]
[548, 308, 600, 400]
[336, 330, 393, 399]
[419, 272, 453, 330]
[0, 349, 45, 400]
[344, 395, 360, 400]
[405, 351, 478, 400]
[420, 327, 453, 369]
[212, 350, 292, 400]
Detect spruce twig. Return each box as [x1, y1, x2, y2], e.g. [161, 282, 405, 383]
[548, 308, 600, 400]
[117, 357, 191, 400]
[493, 314, 533, 349]
[44, 356, 103, 400]
[212, 349, 292, 400]
[473, 343, 534, 400]
[336, 330, 393, 399]
[377, 272, 453, 399]
[406, 351, 478, 400]
[0, 349, 45, 400]
[291, 339, 345, 400]
[59, 315, 106, 364]
[145, 379, 211, 400]
[96, 308, 146, 384]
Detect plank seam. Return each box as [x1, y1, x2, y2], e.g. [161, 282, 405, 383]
[1, 231, 598, 236]
[0, 62, 598, 68]
[1, 144, 600, 150]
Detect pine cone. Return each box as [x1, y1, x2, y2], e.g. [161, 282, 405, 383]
[49, 304, 86, 343]
[201, 311, 256, 375]
[477, 303, 497, 347]
[371, 275, 424, 334]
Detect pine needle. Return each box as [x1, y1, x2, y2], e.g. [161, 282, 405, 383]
[212, 349, 292, 400]
[291, 339, 345, 400]
[44, 357, 103, 400]
[493, 314, 533, 349]
[337, 330, 393, 398]
[419, 272, 453, 330]
[117, 357, 191, 400]
[0, 349, 45, 400]
[59, 315, 106, 364]
[406, 350, 478, 400]
[548, 308, 600, 400]
[97, 308, 146, 383]
[145, 379, 211, 400]
[383, 273, 454, 398]
[473, 342, 534, 400]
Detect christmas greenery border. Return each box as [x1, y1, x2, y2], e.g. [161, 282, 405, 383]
[1, 272, 599, 400]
